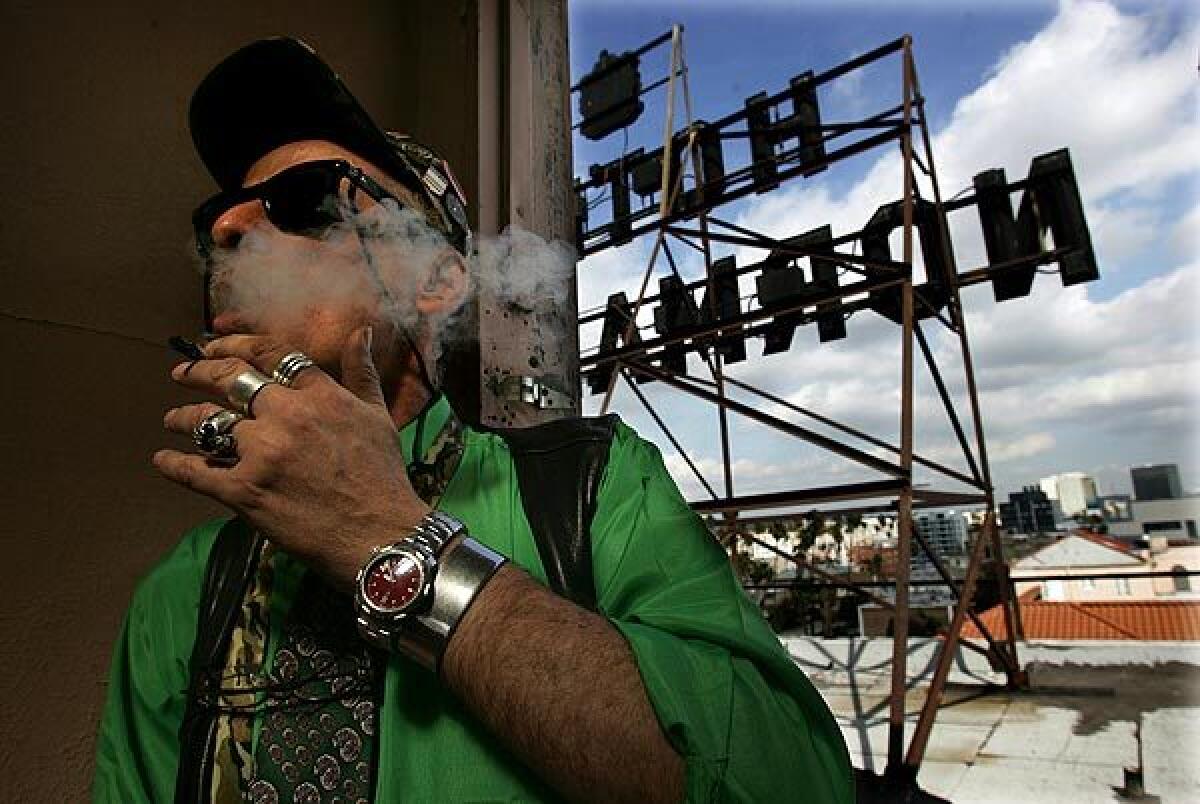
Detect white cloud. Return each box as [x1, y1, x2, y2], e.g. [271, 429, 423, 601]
[1169, 202, 1200, 262]
[577, 1, 1200, 500]
[989, 432, 1057, 463]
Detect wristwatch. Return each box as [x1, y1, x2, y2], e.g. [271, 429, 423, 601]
[354, 510, 507, 673]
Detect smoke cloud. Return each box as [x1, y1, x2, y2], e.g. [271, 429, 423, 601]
[200, 196, 575, 374]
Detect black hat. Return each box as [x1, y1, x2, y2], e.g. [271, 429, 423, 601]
[190, 37, 472, 254]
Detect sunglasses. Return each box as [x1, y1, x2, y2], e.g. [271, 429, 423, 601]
[191, 158, 401, 260]
[193, 159, 411, 330]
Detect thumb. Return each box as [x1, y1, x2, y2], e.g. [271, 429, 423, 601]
[340, 326, 386, 407]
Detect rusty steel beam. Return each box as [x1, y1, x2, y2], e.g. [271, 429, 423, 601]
[579, 126, 904, 256]
[911, 489, 988, 506]
[885, 36, 917, 777]
[905, 512, 1003, 768]
[621, 370, 718, 500]
[580, 273, 905, 370]
[909, 527, 1007, 661]
[744, 536, 993, 661]
[622, 359, 909, 477]
[714, 373, 982, 489]
[913, 321, 983, 485]
[665, 224, 909, 273]
[575, 32, 1036, 782]
[691, 479, 909, 514]
[908, 51, 1024, 685]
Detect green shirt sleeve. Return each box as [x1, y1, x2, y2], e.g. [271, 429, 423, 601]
[591, 423, 854, 804]
[92, 521, 221, 804]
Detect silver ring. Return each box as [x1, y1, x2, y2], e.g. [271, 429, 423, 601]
[229, 369, 275, 415]
[192, 409, 245, 463]
[273, 351, 317, 388]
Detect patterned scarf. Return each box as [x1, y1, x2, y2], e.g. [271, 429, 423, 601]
[207, 408, 466, 803]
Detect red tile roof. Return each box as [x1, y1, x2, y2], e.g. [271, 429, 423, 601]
[962, 599, 1200, 640]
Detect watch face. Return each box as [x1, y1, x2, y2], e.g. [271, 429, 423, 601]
[363, 551, 426, 613]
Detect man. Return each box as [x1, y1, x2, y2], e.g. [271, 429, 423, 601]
[92, 37, 853, 803]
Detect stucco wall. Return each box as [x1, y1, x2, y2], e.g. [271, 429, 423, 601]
[0, 3, 480, 800]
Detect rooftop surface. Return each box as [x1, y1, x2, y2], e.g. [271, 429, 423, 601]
[783, 637, 1200, 803]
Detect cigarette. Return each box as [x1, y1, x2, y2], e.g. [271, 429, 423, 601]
[168, 335, 207, 361]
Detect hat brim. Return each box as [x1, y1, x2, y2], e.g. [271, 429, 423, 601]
[189, 37, 400, 191]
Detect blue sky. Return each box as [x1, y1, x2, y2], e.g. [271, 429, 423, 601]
[569, 1, 1199, 506]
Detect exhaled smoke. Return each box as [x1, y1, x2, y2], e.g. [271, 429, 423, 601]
[473, 226, 575, 310]
[200, 196, 574, 370]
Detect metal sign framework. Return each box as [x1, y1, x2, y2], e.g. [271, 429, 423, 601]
[573, 31, 1096, 782]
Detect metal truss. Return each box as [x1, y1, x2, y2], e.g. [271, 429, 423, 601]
[573, 31, 1095, 786]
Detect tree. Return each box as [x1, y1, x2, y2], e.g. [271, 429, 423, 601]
[868, 553, 884, 580]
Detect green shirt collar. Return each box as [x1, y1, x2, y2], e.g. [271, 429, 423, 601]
[398, 393, 453, 464]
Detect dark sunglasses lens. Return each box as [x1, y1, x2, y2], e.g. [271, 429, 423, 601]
[264, 166, 344, 235]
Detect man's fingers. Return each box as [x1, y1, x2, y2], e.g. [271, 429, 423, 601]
[205, 334, 327, 391]
[171, 355, 288, 415]
[163, 402, 239, 436]
[152, 449, 241, 501]
[162, 400, 262, 436]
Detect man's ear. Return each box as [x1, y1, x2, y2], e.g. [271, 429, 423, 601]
[415, 249, 469, 317]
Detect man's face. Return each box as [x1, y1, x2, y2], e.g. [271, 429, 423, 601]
[205, 139, 451, 383]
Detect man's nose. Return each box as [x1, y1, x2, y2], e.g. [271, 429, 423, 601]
[211, 200, 268, 251]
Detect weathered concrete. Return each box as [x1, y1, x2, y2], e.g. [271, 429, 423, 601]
[784, 638, 1200, 803]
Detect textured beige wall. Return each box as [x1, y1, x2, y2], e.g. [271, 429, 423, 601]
[0, 3, 479, 800]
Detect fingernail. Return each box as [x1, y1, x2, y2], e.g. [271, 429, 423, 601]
[163, 408, 176, 427]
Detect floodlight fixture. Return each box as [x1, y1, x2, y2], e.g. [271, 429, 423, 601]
[578, 50, 645, 141]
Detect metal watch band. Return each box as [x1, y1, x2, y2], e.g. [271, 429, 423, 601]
[408, 510, 464, 557]
[390, 537, 508, 674]
[354, 511, 468, 650]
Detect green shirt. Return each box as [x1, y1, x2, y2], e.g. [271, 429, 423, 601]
[93, 398, 853, 802]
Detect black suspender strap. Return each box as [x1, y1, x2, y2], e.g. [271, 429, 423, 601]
[493, 414, 618, 611]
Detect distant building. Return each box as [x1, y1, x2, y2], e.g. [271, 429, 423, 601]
[1012, 531, 1200, 601]
[1097, 494, 1133, 522]
[1011, 532, 1149, 601]
[843, 514, 898, 548]
[1131, 464, 1183, 501]
[999, 486, 1058, 534]
[1038, 471, 1099, 518]
[910, 511, 967, 575]
[1108, 497, 1200, 542]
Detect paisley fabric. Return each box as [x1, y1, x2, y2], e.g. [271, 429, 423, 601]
[243, 576, 380, 804]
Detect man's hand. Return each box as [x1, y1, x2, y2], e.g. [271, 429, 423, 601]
[154, 326, 431, 589]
